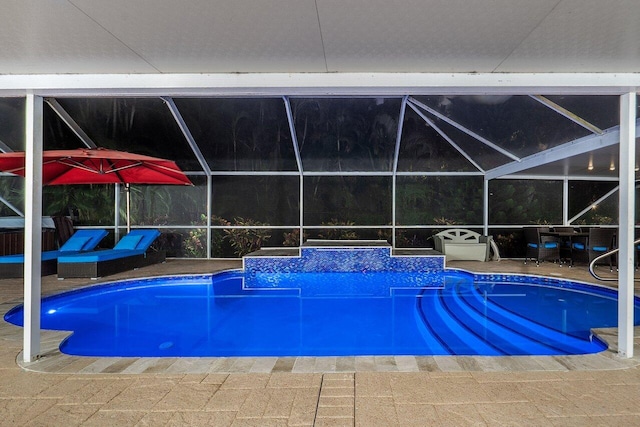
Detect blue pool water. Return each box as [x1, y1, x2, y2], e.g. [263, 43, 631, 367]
[5, 270, 640, 357]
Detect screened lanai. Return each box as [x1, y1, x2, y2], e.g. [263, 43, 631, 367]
[1, 85, 638, 363]
[1, 1, 640, 363]
[0, 93, 637, 259]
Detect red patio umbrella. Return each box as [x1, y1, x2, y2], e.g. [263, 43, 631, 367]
[0, 147, 192, 231]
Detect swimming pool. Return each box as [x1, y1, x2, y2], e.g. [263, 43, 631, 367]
[5, 269, 639, 357]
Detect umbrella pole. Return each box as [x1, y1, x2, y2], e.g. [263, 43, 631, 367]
[126, 184, 131, 233]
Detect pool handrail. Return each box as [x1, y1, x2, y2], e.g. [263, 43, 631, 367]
[588, 237, 640, 282]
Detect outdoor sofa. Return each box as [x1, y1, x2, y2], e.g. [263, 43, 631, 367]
[432, 228, 494, 261]
[0, 229, 108, 278]
[57, 229, 165, 279]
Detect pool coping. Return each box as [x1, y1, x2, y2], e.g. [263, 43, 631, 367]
[3, 268, 640, 375]
[6, 324, 640, 375]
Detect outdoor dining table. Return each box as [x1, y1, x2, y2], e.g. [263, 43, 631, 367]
[540, 230, 590, 266]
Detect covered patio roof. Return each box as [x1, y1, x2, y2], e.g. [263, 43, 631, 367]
[2, 1, 640, 74]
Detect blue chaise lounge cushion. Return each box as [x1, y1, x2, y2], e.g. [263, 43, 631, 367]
[60, 229, 109, 252]
[58, 229, 160, 264]
[114, 234, 143, 250]
[0, 251, 60, 263]
[59, 236, 90, 252]
[125, 229, 160, 251]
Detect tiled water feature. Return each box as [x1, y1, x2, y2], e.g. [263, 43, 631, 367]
[243, 240, 445, 290]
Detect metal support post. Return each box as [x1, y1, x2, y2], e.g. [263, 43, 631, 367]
[23, 93, 44, 363]
[618, 92, 636, 358]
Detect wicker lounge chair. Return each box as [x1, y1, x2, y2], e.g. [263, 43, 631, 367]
[524, 227, 560, 265]
[0, 229, 108, 278]
[57, 229, 166, 279]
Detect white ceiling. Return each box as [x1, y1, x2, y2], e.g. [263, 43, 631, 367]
[2, 0, 640, 74]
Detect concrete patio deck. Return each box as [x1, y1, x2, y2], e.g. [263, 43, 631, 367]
[1, 258, 639, 426]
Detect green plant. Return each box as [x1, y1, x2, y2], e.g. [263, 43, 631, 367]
[493, 232, 520, 257]
[376, 229, 392, 243]
[534, 219, 552, 225]
[317, 219, 358, 240]
[395, 230, 433, 248]
[433, 217, 458, 226]
[183, 228, 207, 258]
[181, 214, 232, 258]
[224, 217, 271, 257]
[283, 229, 306, 246]
[43, 185, 115, 225]
[211, 215, 232, 257]
[582, 212, 615, 225]
[134, 186, 172, 225]
[182, 214, 208, 258]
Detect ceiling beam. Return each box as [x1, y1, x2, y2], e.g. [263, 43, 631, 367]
[0, 73, 639, 97]
[0, 194, 23, 216]
[44, 98, 97, 148]
[282, 97, 303, 174]
[408, 97, 521, 162]
[0, 138, 13, 153]
[392, 96, 408, 174]
[161, 97, 212, 175]
[529, 95, 603, 135]
[484, 124, 638, 180]
[407, 102, 484, 173]
[568, 185, 620, 224]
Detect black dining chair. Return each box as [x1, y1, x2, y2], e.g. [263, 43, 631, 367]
[571, 227, 615, 270]
[524, 227, 560, 266]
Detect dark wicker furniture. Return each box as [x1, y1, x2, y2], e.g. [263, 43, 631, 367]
[0, 229, 107, 278]
[524, 227, 560, 265]
[571, 227, 616, 270]
[0, 254, 58, 278]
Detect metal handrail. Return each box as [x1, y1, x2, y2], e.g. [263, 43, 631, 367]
[589, 237, 640, 282]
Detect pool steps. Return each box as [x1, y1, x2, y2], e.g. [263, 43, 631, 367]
[444, 284, 558, 355]
[461, 284, 592, 354]
[415, 279, 605, 355]
[417, 281, 504, 356]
